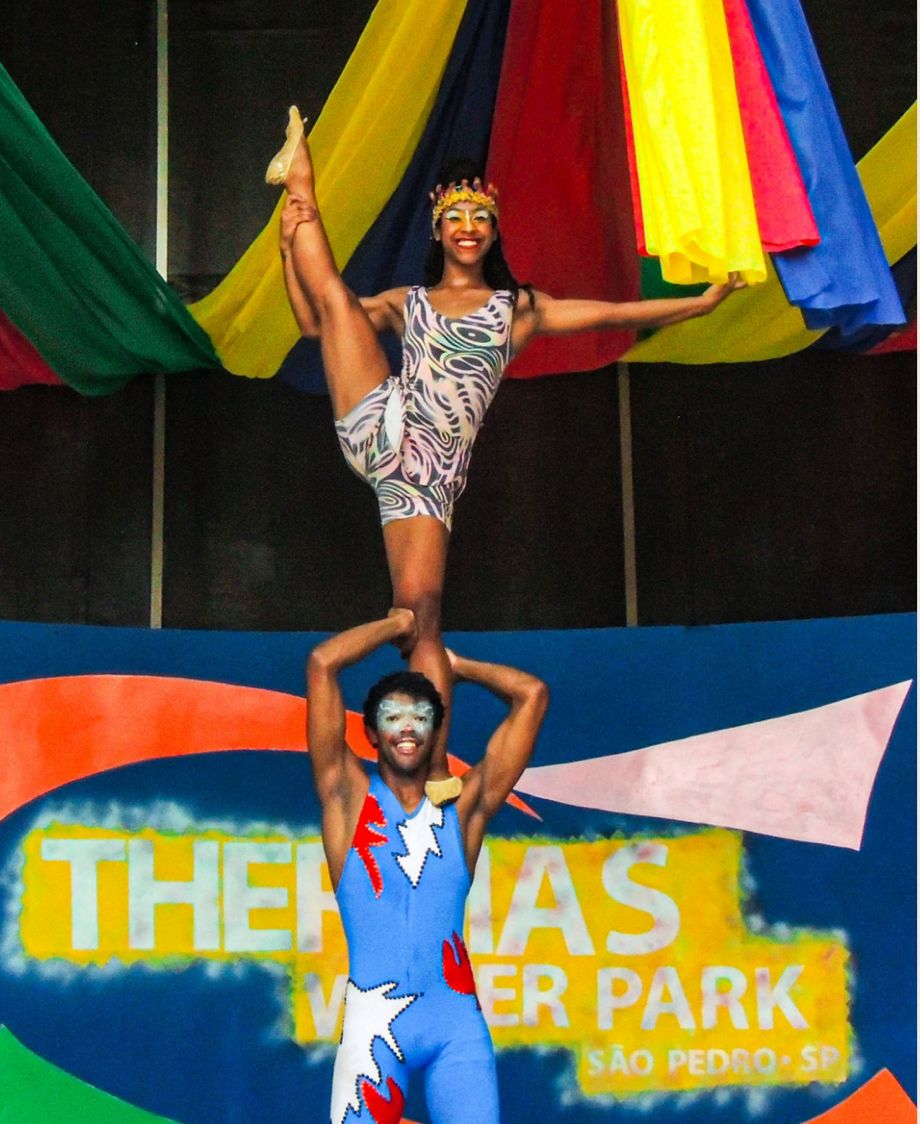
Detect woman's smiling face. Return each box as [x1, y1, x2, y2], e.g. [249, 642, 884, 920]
[436, 203, 497, 264]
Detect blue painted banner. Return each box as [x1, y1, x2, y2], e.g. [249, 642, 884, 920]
[0, 615, 914, 1123]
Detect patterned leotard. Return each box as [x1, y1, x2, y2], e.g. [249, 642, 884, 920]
[335, 286, 515, 531]
[331, 773, 498, 1124]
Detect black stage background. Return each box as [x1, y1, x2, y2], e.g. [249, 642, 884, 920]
[0, 0, 915, 630]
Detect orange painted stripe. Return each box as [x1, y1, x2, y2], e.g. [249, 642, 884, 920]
[0, 675, 537, 821]
[803, 1069, 916, 1123]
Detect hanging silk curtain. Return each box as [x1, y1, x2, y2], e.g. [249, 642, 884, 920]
[624, 103, 916, 363]
[188, 0, 469, 379]
[719, 0, 819, 253]
[0, 63, 217, 394]
[0, 309, 62, 389]
[745, 0, 906, 335]
[617, 0, 767, 285]
[487, 0, 640, 378]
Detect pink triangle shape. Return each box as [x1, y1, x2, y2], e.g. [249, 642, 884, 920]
[516, 682, 912, 849]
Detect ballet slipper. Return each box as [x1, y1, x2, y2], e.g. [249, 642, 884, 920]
[265, 106, 306, 186]
[425, 776, 463, 806]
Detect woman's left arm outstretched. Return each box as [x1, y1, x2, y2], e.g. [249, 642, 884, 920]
[512, 275, 745, 352]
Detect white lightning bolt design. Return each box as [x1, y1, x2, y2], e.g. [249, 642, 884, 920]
[394, 800, 444, 887]
[331, 979, 418, 1124]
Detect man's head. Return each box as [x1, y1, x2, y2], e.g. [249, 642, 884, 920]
[362, 672, 445, 774]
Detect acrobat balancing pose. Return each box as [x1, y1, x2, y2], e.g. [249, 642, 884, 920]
[268, 107, 742, 804]
[306, 608, 548, 1124]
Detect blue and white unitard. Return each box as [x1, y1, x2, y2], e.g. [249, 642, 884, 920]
[331, 773, 498, 1124]
[334, 286, 514, 531]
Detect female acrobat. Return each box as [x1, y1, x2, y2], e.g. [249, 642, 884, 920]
[267, 107, 742, 802]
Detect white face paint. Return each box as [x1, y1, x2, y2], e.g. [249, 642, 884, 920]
[376, 698, 436, 739]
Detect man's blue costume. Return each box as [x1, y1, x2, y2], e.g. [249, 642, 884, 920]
[331, 773, 499, 1123]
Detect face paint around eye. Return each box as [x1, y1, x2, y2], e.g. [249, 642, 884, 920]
[377, 698, 435, 736]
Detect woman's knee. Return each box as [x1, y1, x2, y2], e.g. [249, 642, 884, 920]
[394, 586, 442, 635]
[317, 280, 360, 323]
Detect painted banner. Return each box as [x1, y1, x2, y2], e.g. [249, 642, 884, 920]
[0, 615, 914, 1122]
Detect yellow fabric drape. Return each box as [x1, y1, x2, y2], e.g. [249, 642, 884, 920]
[189, 0, 468, 378]
[858, 102, 917, 266]
[625, 103, 917, 364]
[618, 0, 766, 286]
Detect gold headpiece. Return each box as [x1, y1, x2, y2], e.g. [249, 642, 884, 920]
[430, 177, 499, 229]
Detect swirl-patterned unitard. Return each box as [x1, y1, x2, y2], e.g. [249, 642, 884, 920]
[334, 287, 514, 530]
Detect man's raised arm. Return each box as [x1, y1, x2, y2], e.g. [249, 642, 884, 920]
[306, 609, 417, 806]
[452, 650, 549, 871]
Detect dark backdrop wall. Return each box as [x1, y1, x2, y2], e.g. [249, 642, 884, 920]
[0, 0, 915, 631]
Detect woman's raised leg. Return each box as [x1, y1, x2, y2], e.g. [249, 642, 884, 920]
[274, 111, 390, 419]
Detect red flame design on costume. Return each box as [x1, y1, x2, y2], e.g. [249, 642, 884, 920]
[442, 931, 478, 1005]
[361, 1076, 405, 1123]
[353, 793, 388, 897]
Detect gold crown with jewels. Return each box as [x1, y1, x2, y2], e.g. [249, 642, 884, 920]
[430, 177, 499, 229]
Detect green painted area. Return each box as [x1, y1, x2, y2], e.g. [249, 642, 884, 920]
[0, 1026, 181, 1123]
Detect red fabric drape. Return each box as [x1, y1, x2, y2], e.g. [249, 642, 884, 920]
[487, 0, 639, 377]
[618, 35, 649, 258]
[866, 320, 917, 353]
[722, 0, 820, 251]
[0, 309, 62, 389]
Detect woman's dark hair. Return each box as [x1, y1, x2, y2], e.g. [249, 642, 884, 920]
[362, 670, 445, 733]
[424, 156, 535, 309]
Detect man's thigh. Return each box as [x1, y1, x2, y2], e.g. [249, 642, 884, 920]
[424, 1033, 500, 1124]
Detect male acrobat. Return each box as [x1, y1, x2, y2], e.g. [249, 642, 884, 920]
[306, 608, 548, 1123]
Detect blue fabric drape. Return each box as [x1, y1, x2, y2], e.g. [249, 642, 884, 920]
[747, 0, 905, 334]
[812, 248, 916, 351]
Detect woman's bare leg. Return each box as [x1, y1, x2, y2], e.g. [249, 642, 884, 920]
[382, 516, 454, 788]
[280, 129, 390, 419]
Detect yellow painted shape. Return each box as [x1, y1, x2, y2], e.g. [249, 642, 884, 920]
[188, 0, 468, 378]
[472, 832, 848, 1095]
[20, 824, 849, 1098]
[22, 825, 301, 966]
[619, 0, 766, 285]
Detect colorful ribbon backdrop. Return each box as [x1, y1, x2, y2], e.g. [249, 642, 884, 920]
[0, 0, 914, 394]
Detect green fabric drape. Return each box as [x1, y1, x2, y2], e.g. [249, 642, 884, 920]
[0, 64, 218, 394]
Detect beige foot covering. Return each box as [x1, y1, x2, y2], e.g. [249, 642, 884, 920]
[265, 106, 305, 185]
[425, 776, 463, 806]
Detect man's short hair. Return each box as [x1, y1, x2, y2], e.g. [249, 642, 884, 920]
[363, 671, 445, 733]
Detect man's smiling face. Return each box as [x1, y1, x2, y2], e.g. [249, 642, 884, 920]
[369, 693, 437, 775]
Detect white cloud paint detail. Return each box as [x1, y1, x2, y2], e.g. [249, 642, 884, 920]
[394, 801, 444, 887]
[330, 980, 418, 1124]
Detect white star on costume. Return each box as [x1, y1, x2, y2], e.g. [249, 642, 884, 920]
[394, 800, 444, 886]
[331, 979, 418, 1124]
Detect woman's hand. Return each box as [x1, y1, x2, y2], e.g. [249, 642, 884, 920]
[699, 272, 747, 312]
[280, 195, 318, 256]
[388, 607, 418, 658]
